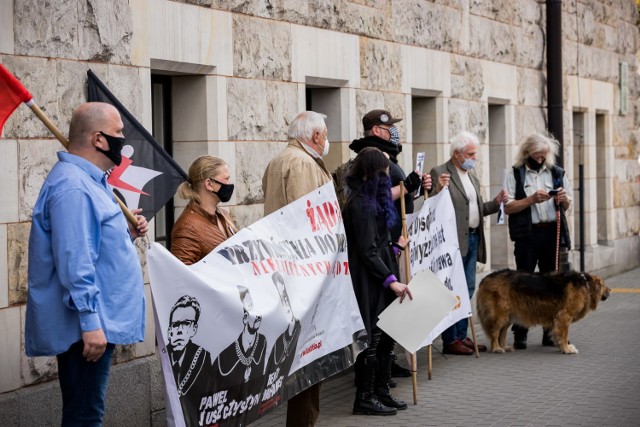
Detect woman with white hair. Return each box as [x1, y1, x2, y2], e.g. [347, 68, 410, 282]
[505, 133, 573, 349]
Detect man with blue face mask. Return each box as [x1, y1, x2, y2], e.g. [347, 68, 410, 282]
[429, 131, 506, 355]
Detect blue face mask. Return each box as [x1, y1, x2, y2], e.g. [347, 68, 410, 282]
[460, 157, 476, 171]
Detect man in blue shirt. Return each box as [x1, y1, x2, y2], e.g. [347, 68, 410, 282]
[25, 102, 148, 426]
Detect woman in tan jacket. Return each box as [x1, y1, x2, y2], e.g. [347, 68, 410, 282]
[171, 156, 238, 265]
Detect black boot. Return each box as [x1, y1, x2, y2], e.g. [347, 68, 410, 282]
[512, 324, 528, 350]
[390, 353, 411, 378]
[374, 354, 408, 411]
[542, 328, 554, 346]
[353, 355, 397, 416]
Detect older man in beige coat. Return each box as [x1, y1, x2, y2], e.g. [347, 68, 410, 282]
[263, 111, 332, 216]
[262, 111, 332, 426]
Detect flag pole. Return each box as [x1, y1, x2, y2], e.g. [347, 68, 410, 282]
[0, 65, 137, 226]
[423, 180, 433, 379]
[26, 101, 69, 148]
[399, 182, 419, 405]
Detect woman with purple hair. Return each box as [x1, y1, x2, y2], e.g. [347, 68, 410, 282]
[342, 147, 413, 417]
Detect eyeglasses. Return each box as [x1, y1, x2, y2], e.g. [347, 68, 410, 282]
[169, 319, 195, 329]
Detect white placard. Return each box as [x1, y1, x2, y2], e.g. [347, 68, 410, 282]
[415, 152, 425, 174]
[377, 269, 457, 354]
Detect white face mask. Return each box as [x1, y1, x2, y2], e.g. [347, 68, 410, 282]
[322, 137, 330, 157]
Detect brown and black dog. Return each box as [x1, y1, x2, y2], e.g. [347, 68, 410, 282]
[476, 269, 611, 354]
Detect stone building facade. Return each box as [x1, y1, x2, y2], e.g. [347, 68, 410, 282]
[1, 0, 639, 425]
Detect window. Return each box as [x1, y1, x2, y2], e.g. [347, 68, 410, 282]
[151, 75, 175, 248]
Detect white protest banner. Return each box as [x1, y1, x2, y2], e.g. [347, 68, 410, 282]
[148, 182, 365, 427]
[404, 187, 471, 347]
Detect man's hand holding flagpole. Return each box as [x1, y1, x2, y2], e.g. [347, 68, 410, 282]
[0, 64, 138, 225]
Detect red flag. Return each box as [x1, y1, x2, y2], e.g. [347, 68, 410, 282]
[0, 64, 33, 136]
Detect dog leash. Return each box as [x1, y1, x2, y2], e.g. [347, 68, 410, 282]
[555, 196, 561, 272]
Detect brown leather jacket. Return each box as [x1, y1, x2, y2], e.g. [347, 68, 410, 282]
[170, 202, 237, 265]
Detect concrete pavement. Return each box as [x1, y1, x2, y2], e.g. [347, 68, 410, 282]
[253, 267, 640, 427]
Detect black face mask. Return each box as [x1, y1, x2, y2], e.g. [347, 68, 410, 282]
[97, 131, 126, 166]
[526, 156, 544, 171]
[212, 179, 234, 203]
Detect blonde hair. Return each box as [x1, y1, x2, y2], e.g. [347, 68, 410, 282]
[177, 156, 228, 204]
[514, 134, 559, 168]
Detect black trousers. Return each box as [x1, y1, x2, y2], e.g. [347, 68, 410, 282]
[286, 383, 321, 427]
[513, 224, 558, 337]
[513, 225, 558, 274]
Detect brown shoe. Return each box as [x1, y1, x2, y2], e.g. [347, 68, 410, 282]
[461, 337, 487, 352]
[443, 340, 474, 355]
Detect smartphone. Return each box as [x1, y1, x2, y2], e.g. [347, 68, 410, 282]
[548, 189, 559, 196]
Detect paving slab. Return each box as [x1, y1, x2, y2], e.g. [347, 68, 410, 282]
[253, 268, 640, 427]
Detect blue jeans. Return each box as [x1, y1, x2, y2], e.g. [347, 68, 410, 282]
[57, 340, 115, 427]
[441, 231, 479, 345]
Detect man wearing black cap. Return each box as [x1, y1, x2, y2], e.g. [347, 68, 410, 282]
[348, 109, 430, 245]
[345, 109, 431, 378]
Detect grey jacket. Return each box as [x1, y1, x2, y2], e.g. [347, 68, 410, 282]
[429, 160, 499, 263]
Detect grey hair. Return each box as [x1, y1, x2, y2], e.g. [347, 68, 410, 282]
[514, 133, 559, 168]
[449, 131, 479, 157]
[288, 111, 327, 142]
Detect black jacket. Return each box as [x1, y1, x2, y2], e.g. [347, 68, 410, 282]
[508, 164, 571, 249]
[349, 135, 413, 241]
[168, 341, 214, 427]
[343, 188, 398, 341]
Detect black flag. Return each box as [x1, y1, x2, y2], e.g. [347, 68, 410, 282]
[87, 70, 187, 220]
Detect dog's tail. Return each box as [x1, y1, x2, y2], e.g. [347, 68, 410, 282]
[475, 281, 492, 336]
